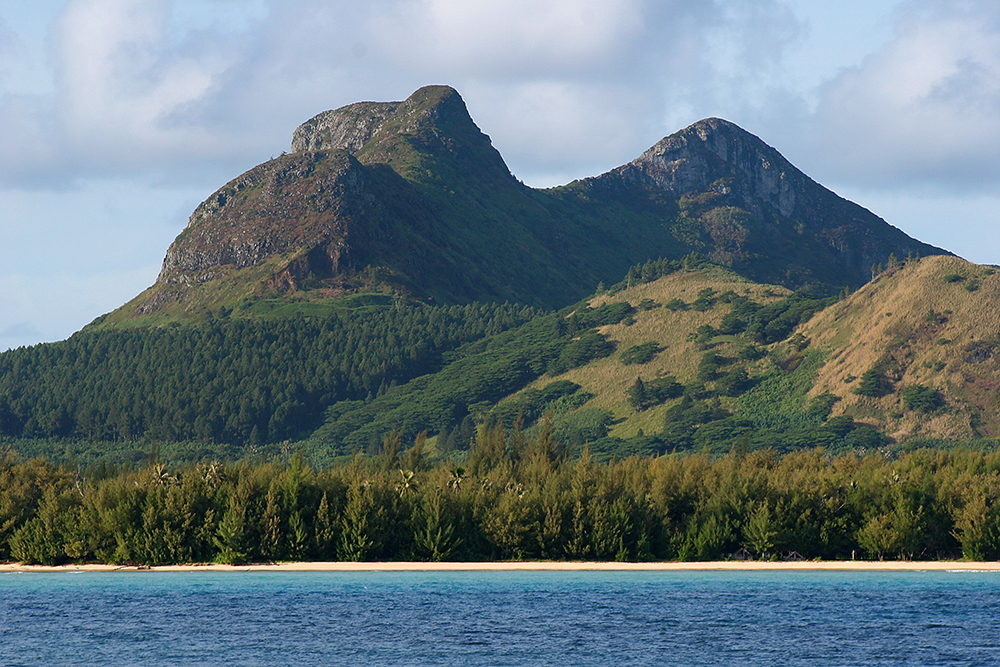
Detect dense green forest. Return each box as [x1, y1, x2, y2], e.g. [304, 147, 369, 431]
[0, 256, 895, 467]
[5, 425, 1000, 565]
[0, 261, 674, 461]
[0, 302, 543, 446]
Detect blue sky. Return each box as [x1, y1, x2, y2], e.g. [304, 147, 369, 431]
[2, 0, 999, 350]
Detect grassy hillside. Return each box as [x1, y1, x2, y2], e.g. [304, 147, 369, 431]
[512, 267, 790, 438]
[479, 256, 1000, 459]
[802, 255, 1000, 441]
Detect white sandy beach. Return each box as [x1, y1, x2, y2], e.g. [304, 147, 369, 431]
[4, 560, 1000, 573]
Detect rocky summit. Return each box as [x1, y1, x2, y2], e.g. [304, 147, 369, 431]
[574, 117, 943, 287]
[105, 85, 947, 325]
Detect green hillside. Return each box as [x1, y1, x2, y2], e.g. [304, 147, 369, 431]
[471, 255, 1000, 460]
[0, 302, 542, 451]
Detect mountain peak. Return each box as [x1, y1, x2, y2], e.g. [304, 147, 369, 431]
[290, 85, 466, 154]
[566, 115, 947, 286]
[289, 85, 511, 184]
[622, 117, 801, 217]
[291, 101, 400, 154]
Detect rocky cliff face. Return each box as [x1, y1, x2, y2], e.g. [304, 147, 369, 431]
[576, 117, 945, 287]
[151, 87, 477, 300]
[154, 148, 394, 295]
[154, 85, 514, 291]
[620, 118, 800, 217]
[291, 102, 400, 154]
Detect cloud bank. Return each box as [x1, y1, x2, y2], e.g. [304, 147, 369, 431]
[2, 0, 997, 192]
[809, 0, 1000, 191]
[0, 0, 803, 188]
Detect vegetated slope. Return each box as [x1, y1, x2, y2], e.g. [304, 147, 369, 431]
[96, 85, 946, 328]
[475, 262, 857, 460]
[0, 303, 542, 449]
[526, 267, 792, 441]
[298, 257, 853, 463]
[488, 256, 1000, 459]
[303, 295, 640, 459]
[4, 256, 996, 466]
[801, 255, 1000, 442]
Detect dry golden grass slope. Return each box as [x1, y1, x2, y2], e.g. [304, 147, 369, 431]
[505, 266, 790, 440]
[802, 255, 1000, 441]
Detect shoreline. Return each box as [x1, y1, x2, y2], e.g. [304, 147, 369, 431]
[3, 560, 1000, 573]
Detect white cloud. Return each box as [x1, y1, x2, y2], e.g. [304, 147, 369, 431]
[52, 0, 238, 167]
[0, 0, 811, 190]
[371, 0, 649, 77]
[359, 0, 805, 184]
[0, 94, 64, 187]
[810, 0, 1000, 190]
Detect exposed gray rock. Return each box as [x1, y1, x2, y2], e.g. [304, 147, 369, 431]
[291, 101, 399, 153]
[618, 118, 799, 218]
[156, 149, 379, 285]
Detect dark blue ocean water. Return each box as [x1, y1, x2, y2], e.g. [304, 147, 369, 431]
[2, 569, 999, 666]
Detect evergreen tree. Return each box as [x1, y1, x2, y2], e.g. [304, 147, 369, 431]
[628, 377, 649, 411]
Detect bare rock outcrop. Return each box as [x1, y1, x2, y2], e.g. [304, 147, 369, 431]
[291, 101, 400, 154]
[156, 150, 383, 287]
[625, 118, 798, 218]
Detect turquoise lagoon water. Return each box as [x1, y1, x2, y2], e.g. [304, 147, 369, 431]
[2, 570, 999, 666]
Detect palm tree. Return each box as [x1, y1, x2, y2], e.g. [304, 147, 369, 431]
[447, 466, 467, 490]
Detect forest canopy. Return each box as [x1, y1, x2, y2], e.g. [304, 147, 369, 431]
[4, 429, 1000, 566]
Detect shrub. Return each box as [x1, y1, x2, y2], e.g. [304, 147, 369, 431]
[824, 414, 856, 437]
[637, 298, 660, 311]
[627, 375, 683, 411]
[548, 332, 616, 375]
[665, 298, 687, 311]
[620, 342, 661, 365]
[806, 392, 839, 420]
[692, 288, 717, 312]
[902, 384, 944, 413]
[696, 351, 726, 382]
[853, 369, 892, 397]
[716, 368, 752, 397]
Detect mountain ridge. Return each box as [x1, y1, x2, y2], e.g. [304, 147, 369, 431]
[571, 116, 938, 287]
[94, 84, 947, 327]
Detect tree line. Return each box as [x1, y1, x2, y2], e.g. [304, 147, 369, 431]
[5, 425, 1000, 565]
